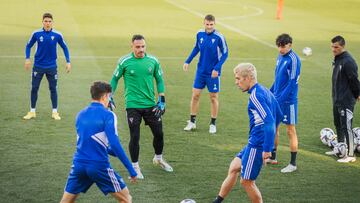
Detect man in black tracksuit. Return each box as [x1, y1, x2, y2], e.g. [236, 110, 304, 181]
[330, 35, 360, 163]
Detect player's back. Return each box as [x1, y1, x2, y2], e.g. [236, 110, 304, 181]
[73, 102, 114, 166]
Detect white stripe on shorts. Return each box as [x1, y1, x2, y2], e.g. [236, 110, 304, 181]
[290, 104, 295, 124]
[244, 148, 256, 179]
[107, 168, 121, 192]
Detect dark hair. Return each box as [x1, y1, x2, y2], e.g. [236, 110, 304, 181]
[204, 14, 215, 22]
[90, 81, 112, 100]
[331, 35, 345, 46]
[43, 13, 53, 20]
[276, 33, 292, 47]
[132, 34, 145, 42]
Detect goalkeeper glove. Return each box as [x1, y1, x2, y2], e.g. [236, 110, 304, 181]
[108, 96, 116, 111]
[153, 95, 165, 117]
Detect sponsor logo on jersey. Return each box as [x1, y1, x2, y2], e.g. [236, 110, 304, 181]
[39, 36, 44, 42]
[200, 38, 203, 44]
[283, 115, 288, 122]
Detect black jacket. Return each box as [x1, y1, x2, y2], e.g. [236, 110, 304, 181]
[332, 51, 360, 106]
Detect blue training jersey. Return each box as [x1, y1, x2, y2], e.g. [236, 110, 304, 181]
[185, 29, 228, 76]
[270, 49, 301, 104]
[247, 83, 283, 152]
[73, 102, 136, 177]
[25, 28, 70, 69]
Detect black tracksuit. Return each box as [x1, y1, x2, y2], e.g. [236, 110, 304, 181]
[332, 51, 360, 156]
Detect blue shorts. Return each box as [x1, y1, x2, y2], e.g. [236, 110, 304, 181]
[193, 74, 220, 93]
[280, 102, 298, 125]
[237, 145, 263, 180]
[64, 163, 126, 195]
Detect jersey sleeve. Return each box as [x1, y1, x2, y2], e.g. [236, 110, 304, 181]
[185, 34, 200, 64]
[154, 60, 165, 94]
[110, 61, 125, 94]
[25, 32, 37, 59]
[213, 35, 228, 72]
[344, 60, 360, 98]
[57, 34, 70, 63]
[250, 92, 276, 152]
[105, 112, 137, 177]
[277, 57, 301, 103]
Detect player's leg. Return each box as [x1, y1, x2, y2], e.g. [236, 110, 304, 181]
[207, 76, 220, 134]
[46, 69, 60, 120]
[24, 67, 44, 119]
[281, 103, 298, 173]
[337, 105, 356, 162]
[60, 192, 79, 203]
[217, 157, 241, 198]
[240, 179, 262, 203]
[126, 108, 144, 178]
[110, 188, 132, 203]
[144, 108, 173, 172]
[185, 75, 205, 131]
[239, 147, 263, 203]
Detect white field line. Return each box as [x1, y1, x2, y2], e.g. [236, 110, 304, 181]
[0, 55, 274, 61]
[165, 0, 276, 49]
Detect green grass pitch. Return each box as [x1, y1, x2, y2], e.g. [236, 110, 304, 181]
[1, 0, 360, 202]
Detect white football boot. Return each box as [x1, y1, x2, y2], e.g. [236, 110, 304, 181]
[337, 156, 356, 163]
[184, 120, 196, 131]
[280, 164, 297, 173]
[209, 124, 217, 134]
[153, 156, 173, 172]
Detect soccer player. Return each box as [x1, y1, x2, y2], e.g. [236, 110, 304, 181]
[23, 13, 71, 120]
[268, 33, 301, 173]
[110, 34, 173, 179]
[60, 81, 136, 203]
[325, 36, 360, 163]
[183, 14, 228, 134]
[213, 63, 281, 203]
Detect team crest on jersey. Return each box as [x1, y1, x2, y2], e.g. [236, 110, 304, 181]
[39, 36, 44, 42]
[130, 70, 135, 74]
[148, 67, 152, 73]
[212, 38, 215, 44]
[200, 38, 204, 44]
[283, 115, 288, 122]
[51, 36, 55, 40]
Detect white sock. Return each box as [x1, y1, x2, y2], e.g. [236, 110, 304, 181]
[155, 154, 163, 160]
[132, 162, 139, 168]
[52, 109, 58, 113]
[30, 108, 36, 113]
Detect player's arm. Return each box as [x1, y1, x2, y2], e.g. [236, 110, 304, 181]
[184, 34, 200, 65]
[25, 32, 37, 70]
[278, 59, 301, 103]
[251, 94, 276, 152]
[344, 61, 360, 99]
[110, 62, 124, 94]
[213, 36, 228, 72]
[58, 34, 70, 64]
[105, 112, 137, 177]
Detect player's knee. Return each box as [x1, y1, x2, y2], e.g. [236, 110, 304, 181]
[240, 179, 253, 188]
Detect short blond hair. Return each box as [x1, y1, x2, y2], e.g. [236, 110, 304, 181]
[233, 63, 257, 82]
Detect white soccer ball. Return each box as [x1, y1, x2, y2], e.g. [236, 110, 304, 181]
[333, 143, 347, 158]
[180, 199, 196, 203]
[328, 139, 338, 149]
[352, 127, 360, 152]
[320, 128, 336, 146]
[302, 47, 312, 56]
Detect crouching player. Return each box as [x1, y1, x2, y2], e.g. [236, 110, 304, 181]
[60, 81, 137, 203]
[213, 63, 282, 203]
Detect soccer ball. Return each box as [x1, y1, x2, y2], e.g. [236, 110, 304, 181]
[352, 127, 360, 152]
[333, 143, 347, 158]
[180, 199, 196, 203]
[320, 128, 336, 146]
[302, 47, 312, 56]
[328, 139, 338, 149]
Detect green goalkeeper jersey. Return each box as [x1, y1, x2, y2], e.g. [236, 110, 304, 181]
[110, 52, 165, 109]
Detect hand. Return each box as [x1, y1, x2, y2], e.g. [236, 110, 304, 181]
[211, 70, 219, 78]
[357, 96, 360, 102]
[153, 95, 165, 117]
[130, 176, 137, 183]
[65, 63, 71, 73]
[24, 59, 31, 71]
[108, 96, 116, 111]
[183, 63, 189, 71]
[262, 152, 271, 165]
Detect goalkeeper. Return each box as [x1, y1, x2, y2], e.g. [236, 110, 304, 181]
[110, 34, 173, 180]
